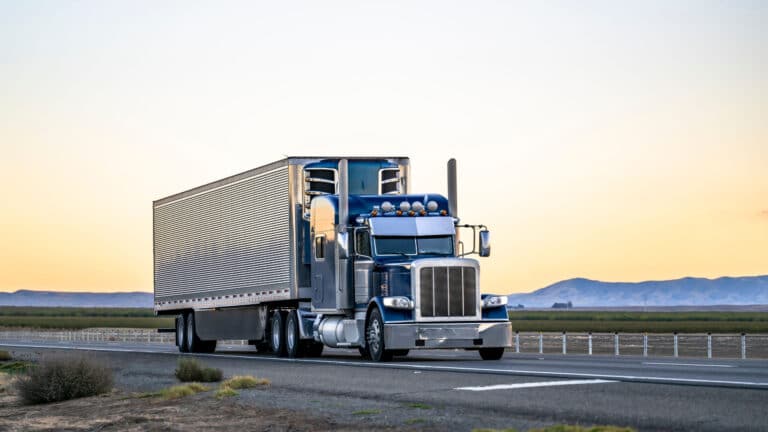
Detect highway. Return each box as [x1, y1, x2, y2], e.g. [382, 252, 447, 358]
[2, 340, 767, 431]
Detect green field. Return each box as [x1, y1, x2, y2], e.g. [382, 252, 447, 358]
[0, 307, 173, 329]
[508, 311, 768, 333]
[0, 307, 765, 333]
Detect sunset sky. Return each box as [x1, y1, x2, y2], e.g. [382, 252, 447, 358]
[1, 1, 766, 295]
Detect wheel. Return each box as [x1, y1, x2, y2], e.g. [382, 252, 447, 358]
[479, 347, 505, 360]
[176, 314, 189, 353]
[185, 311, 199, 353]
[390, 349, 409, 357]
[270, 311, 287, 357]
[366, 308, 392, 362]
[285, 310, 304, 358]
[304, 341, 324, 357]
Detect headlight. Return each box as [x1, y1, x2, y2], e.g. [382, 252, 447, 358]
[382, 296, 414, 310]
[482, 295, 508, 308]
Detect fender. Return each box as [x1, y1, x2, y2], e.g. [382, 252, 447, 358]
[367, 296, 414, 323]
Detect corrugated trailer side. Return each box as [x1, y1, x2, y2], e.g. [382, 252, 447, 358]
[153, 159, 295, 312]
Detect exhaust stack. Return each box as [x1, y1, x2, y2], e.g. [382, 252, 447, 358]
[447, 158, 458, 219]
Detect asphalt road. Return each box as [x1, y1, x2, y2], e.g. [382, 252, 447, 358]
[2, 340, 767, 431]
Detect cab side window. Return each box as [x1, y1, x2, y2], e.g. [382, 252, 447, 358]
[314, 235, 325, 260]
[356, 230, 371, 256]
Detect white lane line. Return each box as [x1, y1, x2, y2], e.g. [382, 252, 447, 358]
[643, 362, 735, 368]
[2, 342, 767, 389]
[455, 379, 615, 391]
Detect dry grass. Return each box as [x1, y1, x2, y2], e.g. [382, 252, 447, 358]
[214, 387, 239, 399]
[160, 383, 210, 400]
[221, 375, 270, 390]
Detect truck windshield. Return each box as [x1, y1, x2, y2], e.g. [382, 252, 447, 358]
[374, 236, 453, 256]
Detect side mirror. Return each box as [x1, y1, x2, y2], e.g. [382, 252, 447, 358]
[479, 230, 491, 257]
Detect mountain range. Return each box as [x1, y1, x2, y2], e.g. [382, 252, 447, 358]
[0, 290, 154, 308]
[1, 274, 767, 308]
[507, 275, 768, 308]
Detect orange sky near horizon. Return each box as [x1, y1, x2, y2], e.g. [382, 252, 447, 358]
[1, 1, 766, 295]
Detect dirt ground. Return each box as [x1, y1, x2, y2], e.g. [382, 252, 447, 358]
[0, 384, 423, 432]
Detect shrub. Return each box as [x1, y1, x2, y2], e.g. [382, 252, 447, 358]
[160, 383, 209, 399]
[221, 375, 270, 390]
[14, 356, 113, 404]
[175, 358, 222, 383]
[0, 350, 11, 361]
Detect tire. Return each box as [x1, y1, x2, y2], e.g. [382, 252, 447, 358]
[479, 347, 505, 360]
[176, 314, 189, 353]
[185, 312, 217, 353]
[390, 349, 409, 357]
[185, 311, 203, 353]
[270, 311, 287, 357]
[366, 308, 392, 362]
[285, 310, 304, 358]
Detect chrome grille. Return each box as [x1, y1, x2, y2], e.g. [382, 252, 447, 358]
[419, 266, 477, 317]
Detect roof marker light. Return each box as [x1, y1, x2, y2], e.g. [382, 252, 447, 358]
[381, 201, 394, 212]
[426, 200, 438, 211]
[399, 201, 411, 212]
[412, 201, 424, 212]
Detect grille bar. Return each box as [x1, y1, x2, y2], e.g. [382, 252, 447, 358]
[419, 266, 477, 318]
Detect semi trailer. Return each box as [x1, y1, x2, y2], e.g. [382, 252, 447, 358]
[153, 157, 512, 361]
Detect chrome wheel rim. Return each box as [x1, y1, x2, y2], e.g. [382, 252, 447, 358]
[287, 315, 296, 351]
[186, 314, 194, 349]
[367, 317, 381, 354]
[271, 315, 281, 349]
[176, 316, 183, 346]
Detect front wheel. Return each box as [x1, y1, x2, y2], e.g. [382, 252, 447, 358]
[479, 347, 505, 360]
[366, 308, 392, 362]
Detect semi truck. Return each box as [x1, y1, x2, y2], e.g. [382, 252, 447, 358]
[153, 157, 512, 361]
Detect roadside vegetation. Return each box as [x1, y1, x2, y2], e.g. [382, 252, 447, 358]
[474, 426, 634, 432]
[0, 306, 173, 329]
[175, 358, 223, 383]
[508, 311, 768, 333]
[14, 356, 113, 404]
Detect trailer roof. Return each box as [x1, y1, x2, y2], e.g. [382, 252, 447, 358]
[153, 156, 409, 206]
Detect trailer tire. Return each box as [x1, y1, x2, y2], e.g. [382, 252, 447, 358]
[186, 312, 202, 353]
[366, 308, 392, 362]
[285, 310, 304, 358]
[270, 311, 287, 357]
[479, 347, 505, 360]
[176, 314, 189, 353]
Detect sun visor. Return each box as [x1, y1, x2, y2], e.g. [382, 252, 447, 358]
[369, 217, 455, 236]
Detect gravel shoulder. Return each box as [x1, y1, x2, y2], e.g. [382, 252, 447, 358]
[0, 348, 547, 432]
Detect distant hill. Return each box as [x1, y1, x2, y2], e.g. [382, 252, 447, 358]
[0, 290, 153, 308]
[508, 275, 768, 308]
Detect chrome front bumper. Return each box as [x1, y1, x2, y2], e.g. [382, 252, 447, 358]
[383, 321, 512, 350]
